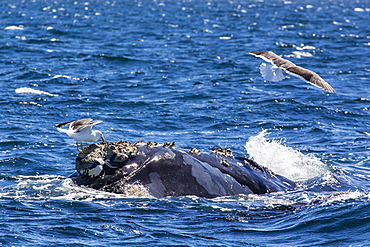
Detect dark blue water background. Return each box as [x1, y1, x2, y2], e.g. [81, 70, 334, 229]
[1, 0, 370, 246]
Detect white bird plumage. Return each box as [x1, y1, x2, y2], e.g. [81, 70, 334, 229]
[55, 118, 106, 152]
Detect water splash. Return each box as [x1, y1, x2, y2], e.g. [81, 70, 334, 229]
[245, 130, 329, 181]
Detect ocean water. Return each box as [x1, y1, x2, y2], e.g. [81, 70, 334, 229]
[1, 0, 370, 246]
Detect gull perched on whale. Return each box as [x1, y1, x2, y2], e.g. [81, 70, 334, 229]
[55, 118, 106, 152]
[248, 51, 336, 93]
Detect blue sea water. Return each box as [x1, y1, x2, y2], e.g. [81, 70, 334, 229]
[1, 0, 370, 246]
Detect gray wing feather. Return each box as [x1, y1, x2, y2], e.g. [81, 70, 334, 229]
[55, 118, 103, 131]
[248, 51, 336, 93]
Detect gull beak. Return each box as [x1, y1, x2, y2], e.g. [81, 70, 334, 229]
[101, 136, 106, 143]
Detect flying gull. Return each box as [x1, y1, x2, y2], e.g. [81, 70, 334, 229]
[55, 118, 106, 152]
[248, 51, 336, 93]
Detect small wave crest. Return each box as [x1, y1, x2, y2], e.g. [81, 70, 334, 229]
[1, 175, 150, 202]
[53, 179, 151, 201]
[52, 74, 82, 80]
[1, 175, 64, 201]
[15, 87, 58, 97]
[245, 130, 329, 181]
[4, 25, 24, 30]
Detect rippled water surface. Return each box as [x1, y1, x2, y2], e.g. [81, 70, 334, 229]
[1, 0, 370, 246]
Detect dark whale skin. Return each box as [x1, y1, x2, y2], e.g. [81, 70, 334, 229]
[73, 142, 296, 198]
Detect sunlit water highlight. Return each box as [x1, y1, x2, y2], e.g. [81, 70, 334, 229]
[1, 0, 370, 246]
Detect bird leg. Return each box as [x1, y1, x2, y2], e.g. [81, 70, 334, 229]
[76, 142, 82, 152]
[76, 142, 87, 153]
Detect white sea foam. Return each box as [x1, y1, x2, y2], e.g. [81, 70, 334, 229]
[213, 193, 296, 208]
[322, 191, 369, 205]
[4, 25, 24, 30]
[290, 51, 313, 58]
[296, 45, 316, 50]
[2, 175, 150, 202]
[245, 130, 329, 181]
[354, 8, 367, 12]
[18, 101, 42, 106]
[53, 178, 150, 201]
[15, 87, 58, 97]
[53, 74, 81, 80]
[5, 175, 65, 201]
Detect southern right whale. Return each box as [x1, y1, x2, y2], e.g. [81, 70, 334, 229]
[72, 141, 296, 198]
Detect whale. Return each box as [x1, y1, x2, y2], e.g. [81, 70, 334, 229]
[72, 141, 296, 198]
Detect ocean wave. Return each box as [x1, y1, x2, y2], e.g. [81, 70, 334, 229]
[15, 87, 58, 97]
[0, 175, 151, 202]
[53, 179, 151, 201]
[52, 74, 82, 80]
[4, 25, 24, 30]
